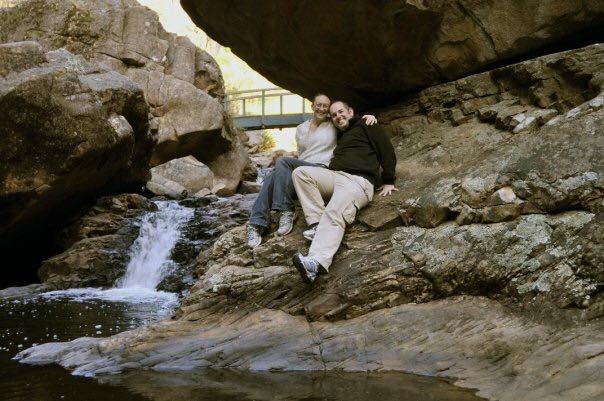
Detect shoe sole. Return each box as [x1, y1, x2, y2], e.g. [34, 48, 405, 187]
[292, 254, 313, 284]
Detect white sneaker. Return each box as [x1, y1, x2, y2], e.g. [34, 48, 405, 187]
[292, 252, 320, 284]
[302, 224, 317, 241]
[276, 211, 296, 236]
[246, 224, 262, 248]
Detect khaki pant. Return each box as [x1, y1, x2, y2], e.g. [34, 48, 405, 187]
[292, 166, 373, 269]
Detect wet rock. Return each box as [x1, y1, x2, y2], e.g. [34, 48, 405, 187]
[99, 369, 483, 401]
[182, 0, 604, 107]
[158, 194, 255, 293]
[0, 283, 52, 299]
[16, 298, 604, 401]
[38, 194, 155, 289]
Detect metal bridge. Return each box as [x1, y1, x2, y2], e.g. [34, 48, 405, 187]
[224, 88, 312, 130]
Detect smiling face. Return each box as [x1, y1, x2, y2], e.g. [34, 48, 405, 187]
[329, 101, 354, 130]
[311, 94, 331, 120]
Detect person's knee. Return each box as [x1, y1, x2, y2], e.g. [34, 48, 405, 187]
[292, 166, 310, 182]
[276, 156, 299, 170]
[275, 157, 288, 169]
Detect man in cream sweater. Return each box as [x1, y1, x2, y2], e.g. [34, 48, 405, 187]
[247, 94, 376, 248]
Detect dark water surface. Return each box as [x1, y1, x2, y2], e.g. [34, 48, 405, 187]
[0, 295, 484, 401]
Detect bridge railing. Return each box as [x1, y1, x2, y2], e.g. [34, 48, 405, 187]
[224, 88, 313, 129]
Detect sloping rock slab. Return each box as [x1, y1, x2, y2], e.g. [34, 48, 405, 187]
[17, 297, 604, 401]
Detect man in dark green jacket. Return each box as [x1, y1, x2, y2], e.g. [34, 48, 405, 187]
[292, 101, 397, 283]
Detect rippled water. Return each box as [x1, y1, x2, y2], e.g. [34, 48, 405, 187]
[0, 293, 174, 401]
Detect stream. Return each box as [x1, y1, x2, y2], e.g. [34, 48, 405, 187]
[0, 199, 483, 401]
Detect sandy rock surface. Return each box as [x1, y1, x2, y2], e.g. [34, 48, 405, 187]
[146, 156, 214, 199]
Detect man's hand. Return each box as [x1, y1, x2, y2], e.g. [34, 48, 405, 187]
[377, 184, 398, 197]
[361, 114, 377, 125]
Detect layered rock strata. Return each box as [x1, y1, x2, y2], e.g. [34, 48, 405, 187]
[17, 45, 604, 400]
[181, 0, 604, 108]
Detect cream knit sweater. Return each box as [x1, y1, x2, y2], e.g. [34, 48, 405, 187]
[295, 119, 337, 166]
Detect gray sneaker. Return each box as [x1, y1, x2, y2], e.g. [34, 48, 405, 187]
[292, 252, 320, 284]
[302, 224, 317, 241]
[247, 224, 262, 248]
[276, 211, 296, 236]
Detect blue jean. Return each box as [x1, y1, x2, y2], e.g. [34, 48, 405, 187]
[249, 157, 322, 228]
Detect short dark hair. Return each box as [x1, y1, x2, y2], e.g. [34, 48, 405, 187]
[312, 93, 330, 103]
[329, 100, 351, 109]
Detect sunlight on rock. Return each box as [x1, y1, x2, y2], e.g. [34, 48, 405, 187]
[138, 0, 276, 92]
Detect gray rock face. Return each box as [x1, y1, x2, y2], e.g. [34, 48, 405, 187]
[15, 43, 604, 401]
[181, 0, 604, 108]
[0, 43, 153, 280]
[0, 0, 248, 193]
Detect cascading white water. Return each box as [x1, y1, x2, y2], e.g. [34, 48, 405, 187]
[117, 200, 194, 290]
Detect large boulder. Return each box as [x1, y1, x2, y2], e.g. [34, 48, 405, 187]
[182, 0, 604, 108]
[0, 0, 248, 189]
[0, 42, 153, 285]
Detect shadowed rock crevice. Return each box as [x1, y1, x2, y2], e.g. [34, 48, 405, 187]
[0, 43, 153, 287]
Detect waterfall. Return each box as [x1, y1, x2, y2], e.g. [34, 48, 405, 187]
[117, 201, 194, 290]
